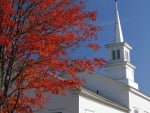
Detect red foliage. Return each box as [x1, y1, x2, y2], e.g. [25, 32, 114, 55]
[89, 43, 100, 51]
[0, 0, 106, 112]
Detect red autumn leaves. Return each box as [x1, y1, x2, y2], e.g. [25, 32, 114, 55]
[0, 0, 106, 112]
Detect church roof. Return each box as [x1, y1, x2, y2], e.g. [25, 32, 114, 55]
[71, 87, 129, 112]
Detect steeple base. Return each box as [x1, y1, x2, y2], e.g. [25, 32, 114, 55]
[118, 79, 139, 89]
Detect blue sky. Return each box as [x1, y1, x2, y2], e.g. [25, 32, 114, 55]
[84, 0, 150, 95]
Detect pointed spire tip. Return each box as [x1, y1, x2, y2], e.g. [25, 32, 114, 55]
[114, 0, 124, 43]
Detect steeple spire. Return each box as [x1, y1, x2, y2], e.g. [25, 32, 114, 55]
[114, 0, 124, 43]
[104, 0, 138, 89]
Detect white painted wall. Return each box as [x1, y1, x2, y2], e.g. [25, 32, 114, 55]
[79, 94, 127, 113]
[129, 90, 150, 113]
[40, 71, 150, 113]
[105, 63, 127, 80]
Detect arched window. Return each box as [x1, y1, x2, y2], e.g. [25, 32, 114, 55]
[117, 49, 120, 59]
[112, 50, 116, 60]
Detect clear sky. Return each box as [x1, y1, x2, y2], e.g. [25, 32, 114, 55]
[84, 0, 150, 95]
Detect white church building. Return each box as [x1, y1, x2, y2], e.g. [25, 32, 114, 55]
[45, 1, 150, 113]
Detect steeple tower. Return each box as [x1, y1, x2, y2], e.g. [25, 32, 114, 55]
[114, 0, 124, 43]
[104, 0, 138, 89]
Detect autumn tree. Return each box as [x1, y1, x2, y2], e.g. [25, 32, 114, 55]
[0, 0, 106, 112]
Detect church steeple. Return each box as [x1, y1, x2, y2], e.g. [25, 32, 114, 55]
[114, 0, 124, 43]
[104, 0, 138, 89]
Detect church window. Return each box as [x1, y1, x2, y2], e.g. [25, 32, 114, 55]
[112, 50, 116, 60]
[117, 49, 120, 59]
[125, 51, 129, 61]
